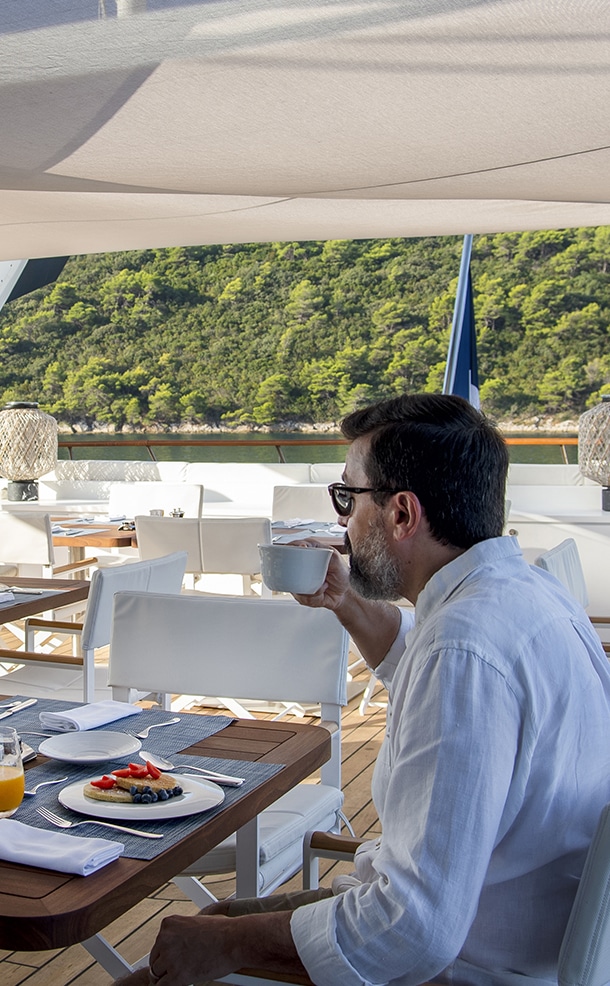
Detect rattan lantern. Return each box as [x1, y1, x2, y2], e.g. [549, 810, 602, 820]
[578, 396, 610, 511]
[0, 401, 57, 501]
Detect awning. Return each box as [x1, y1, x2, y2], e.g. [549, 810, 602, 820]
[2, 0, 609, 259]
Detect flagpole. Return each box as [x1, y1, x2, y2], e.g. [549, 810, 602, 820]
[443, 234, 473, 395]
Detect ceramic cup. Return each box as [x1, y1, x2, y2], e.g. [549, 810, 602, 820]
[259, 543, 333, 594]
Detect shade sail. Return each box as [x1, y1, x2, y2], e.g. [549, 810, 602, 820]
[2, 0, 610, 260]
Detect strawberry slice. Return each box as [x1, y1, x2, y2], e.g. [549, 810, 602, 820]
[146, 760, 162, 779]
[90, 775, 117, 789]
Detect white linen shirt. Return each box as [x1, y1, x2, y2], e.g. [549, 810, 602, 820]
[291, 536, 610, 986]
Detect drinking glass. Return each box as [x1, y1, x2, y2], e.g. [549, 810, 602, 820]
[0, 726, 25, 817]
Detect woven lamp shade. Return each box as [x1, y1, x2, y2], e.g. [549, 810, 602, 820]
[0, 402, 57, 499]
[578, 398, 610, 507]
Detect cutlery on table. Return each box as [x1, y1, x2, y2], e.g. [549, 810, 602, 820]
[36, 805, 163, 839]
[0, 698, 38, 720]
[24, 777, 68, 796]
[0, 700, 25, 709]
[135, 717, 180, 739]
[139, 750, 244, 787]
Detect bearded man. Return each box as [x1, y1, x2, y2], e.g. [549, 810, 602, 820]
[116, 394, 610, 986]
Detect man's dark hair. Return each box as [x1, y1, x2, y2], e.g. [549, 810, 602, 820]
[341, 394, 508, 549]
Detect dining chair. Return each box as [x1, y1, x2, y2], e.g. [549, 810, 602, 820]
[0, 551, 187, 703]
[108, 481, 204, 520]
[135, 515, 271, 595]
[0, 511, 98, 649]
[108, 591, 350, 903]
[219, 802, 610, 986]
[534, 538, 610, 653]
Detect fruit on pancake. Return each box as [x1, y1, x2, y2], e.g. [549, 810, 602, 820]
[83, 762, 184, 804]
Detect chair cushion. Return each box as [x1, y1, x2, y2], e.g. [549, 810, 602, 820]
[181, 783, 343, 874]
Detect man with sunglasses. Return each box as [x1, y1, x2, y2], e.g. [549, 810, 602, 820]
[116, 394, 610, 986]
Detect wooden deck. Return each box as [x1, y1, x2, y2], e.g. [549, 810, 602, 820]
[0, 634, 387, 986]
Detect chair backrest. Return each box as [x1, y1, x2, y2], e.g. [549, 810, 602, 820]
[109, 593, 348, 708]
[82, 551, 187, 650]
[135, 516, 204, 574]
[0, 512, 54, 566]
[272, 485, 337, 524]
[534, 537, 589, 609]
[558, 803, 610, 986]
[108, 481, 203, 519]
[199, 517, 271, 574]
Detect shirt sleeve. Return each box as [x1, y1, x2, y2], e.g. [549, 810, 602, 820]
[373, 607, 416, 690]
[291, 646, 524, 986]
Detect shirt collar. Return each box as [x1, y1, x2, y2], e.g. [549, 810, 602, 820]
[415, 535, 524, 624]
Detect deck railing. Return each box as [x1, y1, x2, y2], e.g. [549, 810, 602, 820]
[57, 435, 579, 464]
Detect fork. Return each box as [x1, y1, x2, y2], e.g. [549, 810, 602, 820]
[36, 805, 163, 839]
[135, 716, 181, 739]
[24, 776, 68, 796]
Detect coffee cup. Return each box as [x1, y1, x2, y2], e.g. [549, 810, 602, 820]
[259, 543, 333, 594]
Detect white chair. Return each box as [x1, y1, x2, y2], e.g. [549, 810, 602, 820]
[219, 802, 610, 986]
[0, 552, 187, 703]
[534, 537, 610, 653]
[0, 511, 96, 579]
[108, 592, 350, 903]
[108, 481, 204, 519]
[272, 485, 337, 524]
[0, 512, 97, 648]
[135, 515, 271, 595]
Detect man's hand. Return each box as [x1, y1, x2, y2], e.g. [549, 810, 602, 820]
[145, 914, 242, 985]
[292, 543, 351, 612]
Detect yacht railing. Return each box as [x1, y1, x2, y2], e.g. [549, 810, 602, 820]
[57, 436, 579, 464]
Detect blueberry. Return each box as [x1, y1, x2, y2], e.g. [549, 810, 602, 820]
[157, 789, 169, 801]
[173, 786, 183, 796]
[142, 785, 152, 794]
[141, 793, 153, 803]
[150, 792, 158, 802]
[130, 785, 138, 795]
[132, 793, 142, 803]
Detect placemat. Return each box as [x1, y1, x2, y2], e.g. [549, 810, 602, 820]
[9, 696, 234, 759]
[0, 589, 64, 610]
[11, 757, 284, 860]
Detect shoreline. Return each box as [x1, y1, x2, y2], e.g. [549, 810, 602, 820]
[57, 416, 580, 436]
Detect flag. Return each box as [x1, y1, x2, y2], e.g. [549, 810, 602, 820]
[443, 234, 480, 408]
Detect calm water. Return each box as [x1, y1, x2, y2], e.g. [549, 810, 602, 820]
[57, 431, 578, 465]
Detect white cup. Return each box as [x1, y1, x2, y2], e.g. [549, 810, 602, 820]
[259, 543, 333, 594]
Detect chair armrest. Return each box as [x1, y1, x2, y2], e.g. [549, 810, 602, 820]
[24, 618, 84, 634]
[589, 615, 610, 625]
[0, 648, 83, 667]
[53, 557, 98, 576]
[307, 831, 364, 856]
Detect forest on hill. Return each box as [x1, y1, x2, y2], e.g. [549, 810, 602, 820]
[0, 227, 609, 431]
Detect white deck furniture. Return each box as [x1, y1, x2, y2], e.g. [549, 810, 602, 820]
[109, 592, 349, 901]
[0, 551, 187, 703]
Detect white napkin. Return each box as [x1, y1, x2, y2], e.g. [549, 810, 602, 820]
[272, 518, 317, 528]
[0, 818, 123, 876]
[39, 700, 142, 732]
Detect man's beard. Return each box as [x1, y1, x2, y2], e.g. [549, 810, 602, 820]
[345, 522, 403, 601]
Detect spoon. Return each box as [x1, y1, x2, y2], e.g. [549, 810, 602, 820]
[135, 716, 180, 739]
[139, 751, 244, 787]
[23, 776, 68, 797]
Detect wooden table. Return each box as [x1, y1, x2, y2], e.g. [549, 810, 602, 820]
[0, 577, 90, 626]
[52, 524, 137, 552]
[0, 713, 331, 955]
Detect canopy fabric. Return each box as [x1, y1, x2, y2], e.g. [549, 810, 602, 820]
[2, 0, 610, 260]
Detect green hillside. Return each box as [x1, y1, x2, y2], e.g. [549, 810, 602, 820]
[1, 228, 609, 430]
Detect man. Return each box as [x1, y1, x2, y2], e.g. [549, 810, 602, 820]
[117, 394, 610, 986]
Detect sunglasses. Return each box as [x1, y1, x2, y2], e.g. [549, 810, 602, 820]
[327, 482, 403, 517]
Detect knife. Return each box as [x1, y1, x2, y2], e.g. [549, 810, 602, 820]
[0, 698, 37, 720]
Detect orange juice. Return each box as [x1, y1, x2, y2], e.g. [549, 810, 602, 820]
[0, 765, 25, 812]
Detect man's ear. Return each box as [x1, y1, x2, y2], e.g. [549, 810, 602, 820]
[390, 490, 422, 541]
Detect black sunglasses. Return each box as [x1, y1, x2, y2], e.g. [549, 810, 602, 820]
[327, 482, 404, 517]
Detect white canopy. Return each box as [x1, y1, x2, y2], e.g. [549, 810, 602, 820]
[2, 0, 609, 260]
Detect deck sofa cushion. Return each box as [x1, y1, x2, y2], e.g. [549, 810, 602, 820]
[507, 463, 594, 486]
[309, 462, 344, 484]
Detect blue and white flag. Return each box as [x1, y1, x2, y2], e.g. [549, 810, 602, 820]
[443, 234, 480, 408]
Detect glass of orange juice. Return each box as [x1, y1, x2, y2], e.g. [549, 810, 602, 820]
[0, 726, 25, 817]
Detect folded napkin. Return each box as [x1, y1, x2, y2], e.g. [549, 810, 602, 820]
[0, 818, 123, 876]
[0, 589, 15, 603]
[272, 518, 317, 529]
[39, 700, 142, 732]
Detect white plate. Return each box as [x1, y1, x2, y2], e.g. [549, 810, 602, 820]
[38, 730, 141, 763]
[58, 774, 225, 820]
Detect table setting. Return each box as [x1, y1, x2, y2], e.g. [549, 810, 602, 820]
[0, 696, 284, 865]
